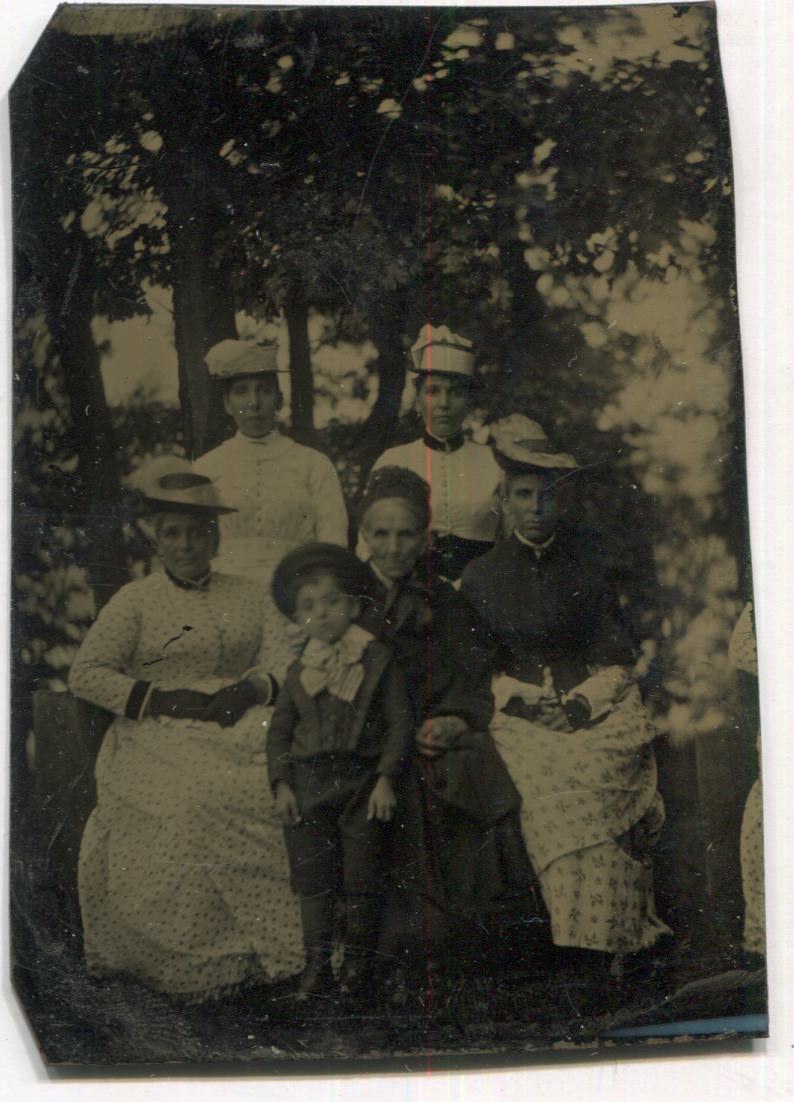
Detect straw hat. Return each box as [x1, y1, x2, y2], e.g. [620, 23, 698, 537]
[132, 456, 236, 515]
[489, 415, 578, 472]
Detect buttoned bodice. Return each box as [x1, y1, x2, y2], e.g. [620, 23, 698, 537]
[194, 431, 348, 579]
[371, 436, 501, 543]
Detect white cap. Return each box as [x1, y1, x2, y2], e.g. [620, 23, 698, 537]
[409, 325, 479, 384]
[205, 339, 279, 379]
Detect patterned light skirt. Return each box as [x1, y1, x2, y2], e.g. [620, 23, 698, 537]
[740, 776, 765, 955]
[490, 687, 671, 954]
[79, 709, 304, 1000]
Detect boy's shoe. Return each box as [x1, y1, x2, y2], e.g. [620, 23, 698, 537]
[294, 956, 334, 1002]
[337, 954, 373, 998]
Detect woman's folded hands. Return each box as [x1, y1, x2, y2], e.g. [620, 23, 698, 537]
[415, 715, 469, 758]
[201, 679, 260, 727]
[147, 688, 215, 720]
[146, 680, 261, 726]
[492, 670, 591, 731]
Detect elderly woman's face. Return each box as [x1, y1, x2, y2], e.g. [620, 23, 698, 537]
[415, 374, 470, 439]
[504, 470, 560, 544]
[156, 513, 217, 580]
[224, 375, 279, 438]
[360, 498, 427, 581]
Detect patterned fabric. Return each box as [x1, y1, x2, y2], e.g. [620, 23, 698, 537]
[490, 691, 671, 952]
[729, 601, 758, 676]
[729, 601, 765, 954]
[740, 778, 765, 954]
[299, 624, 373, 702]
[68, 571, 304, 999]
[462, 531, 668, 953]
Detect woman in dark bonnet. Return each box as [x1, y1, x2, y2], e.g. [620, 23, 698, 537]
[356, 465, 531, 979]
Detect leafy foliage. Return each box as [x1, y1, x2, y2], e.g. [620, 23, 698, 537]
[13, 5, 749, 743]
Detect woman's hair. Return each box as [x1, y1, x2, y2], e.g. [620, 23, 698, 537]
[358, 466, 431, 531]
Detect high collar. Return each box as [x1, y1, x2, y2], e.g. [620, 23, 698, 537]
[235, 428, 278, 447]
[423, 429, 465, 454]
[512, 529, 557, 559]
[165, 567, 212, 591]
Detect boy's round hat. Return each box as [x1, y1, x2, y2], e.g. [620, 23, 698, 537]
[272, 542, 373, 617]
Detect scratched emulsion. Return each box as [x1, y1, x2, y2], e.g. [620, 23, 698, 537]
[9, 2, 764, 1065]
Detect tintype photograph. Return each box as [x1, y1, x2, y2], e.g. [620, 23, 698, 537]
[9, 2, 766, 1067]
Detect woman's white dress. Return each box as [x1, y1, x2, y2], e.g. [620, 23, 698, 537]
[371, 436, 501, 547]
[194, 430, 348, 582]
[69, 570, 304, 1000]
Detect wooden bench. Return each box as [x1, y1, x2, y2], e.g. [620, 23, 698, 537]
[29, 691, 112, 914]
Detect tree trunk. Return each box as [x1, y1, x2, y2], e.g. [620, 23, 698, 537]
[47, 246, 129, 609]
[353, 291, 410, 483]
[170, 205, 238, 459]
[284, 285, 315, 444]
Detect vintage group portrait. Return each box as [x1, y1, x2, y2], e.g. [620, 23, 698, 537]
[8, 2, 766, 1067]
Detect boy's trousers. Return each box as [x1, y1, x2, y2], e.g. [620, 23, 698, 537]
[283, 755, 390, 899]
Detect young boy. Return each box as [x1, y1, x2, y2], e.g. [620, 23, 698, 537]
[268, 543, 413, 999]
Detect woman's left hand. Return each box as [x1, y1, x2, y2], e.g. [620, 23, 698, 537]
[202, 679, 259, 727]
[536, 697, 575, 732]
[415, 715, 468, 757]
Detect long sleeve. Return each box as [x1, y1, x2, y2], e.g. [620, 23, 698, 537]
[266, 675, 301, 790]
[246, 591, 305, 695]
[68, 584, 146, 717]
[308, 452, 348, 546]
[566, 666, 631, 720]
[376, 661, 414, 778]
[428, 585, 495, 732]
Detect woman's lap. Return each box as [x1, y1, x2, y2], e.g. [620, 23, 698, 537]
[81, 717, 303, 997]
[490, 694, 670, 953]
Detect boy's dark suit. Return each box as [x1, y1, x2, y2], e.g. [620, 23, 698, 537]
[267, 635, 412, 987]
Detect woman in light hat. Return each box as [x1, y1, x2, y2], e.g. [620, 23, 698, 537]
[461, 416, 670, 985]
[194, 338, 348, 585]
[68, 458, 303, 1002]
[366, 325, 501, 581]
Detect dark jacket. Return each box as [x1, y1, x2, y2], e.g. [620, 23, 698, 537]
[266, 636, 412, 791]
[461, 526, 636, 697]
[358, 561, 494, 733]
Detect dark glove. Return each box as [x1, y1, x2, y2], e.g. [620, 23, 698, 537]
[562, 694, 592, 731]
[202, 679, 259, 728]
[148, 688, 214, 720]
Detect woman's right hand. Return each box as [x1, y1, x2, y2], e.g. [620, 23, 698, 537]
[274, 781, 301, 826]
[492, 675, 546, 713]
[148, 688, 214, 719]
